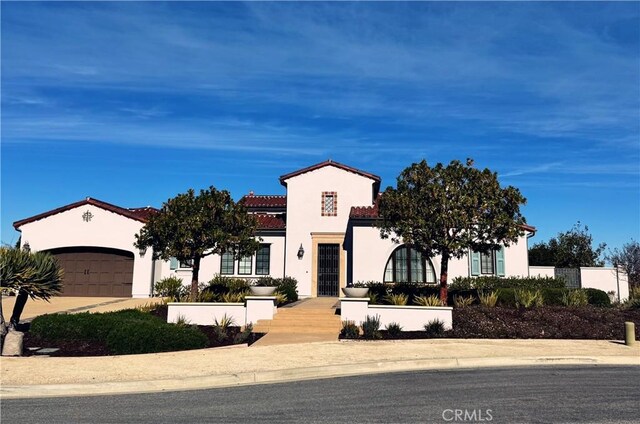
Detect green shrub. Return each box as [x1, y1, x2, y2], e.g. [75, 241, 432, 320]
[450, 276, 565, 291]
[562, 289, 589, 307]
[153, 277, 187, 300]
[584, 288, 611, 307]
[541, 288, 569, 306]
[205, 275, 250, 295]
[424, 319, 445, 337]
[365, 281, 390, 300]
[274, 276, 298, 303]
[361, 315, 382, 340]
[515, 289, 544, 308]
[254, 276, 275, 286]
[453, 295, 475, 308]
[29, 309, 205, 355]
[413, 294, 444, 307]
[105, 320, 207, 355]
[478, 291, 498, 307]
[385, 322, 403, 338]
[341, 320, 360, 339]
[384, 293, 408, 305]
[30, 310, 160, 341]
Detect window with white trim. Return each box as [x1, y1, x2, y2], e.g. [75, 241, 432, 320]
[255, 244, 270, 275]
[383, 246, 437, 284]
[238, 256, 252, 275]
[221, 252, 234, 275]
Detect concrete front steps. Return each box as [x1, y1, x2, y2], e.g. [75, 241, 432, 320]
[251, 298, 342, 346]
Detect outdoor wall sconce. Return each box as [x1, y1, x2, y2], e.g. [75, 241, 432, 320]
[297, 244, 304, 259]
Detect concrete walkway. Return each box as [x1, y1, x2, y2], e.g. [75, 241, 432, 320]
[1, 296, 164, 322]
[2, 339, 638, 399]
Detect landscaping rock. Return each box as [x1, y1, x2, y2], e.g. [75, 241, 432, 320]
[2, 329, 24, 356]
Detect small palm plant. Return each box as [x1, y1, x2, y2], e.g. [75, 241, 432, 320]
[0, 247, 63, 330]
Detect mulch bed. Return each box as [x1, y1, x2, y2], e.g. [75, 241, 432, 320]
[341, 306, 640, 341]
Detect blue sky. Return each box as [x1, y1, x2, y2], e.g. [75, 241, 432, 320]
[2, 2, 639, 252]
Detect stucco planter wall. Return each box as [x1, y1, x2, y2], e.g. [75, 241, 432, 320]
[167, 296, 277, 327]
[340, 298, 453, 331]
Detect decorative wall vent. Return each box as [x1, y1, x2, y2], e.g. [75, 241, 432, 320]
[82, 210, 94, 222]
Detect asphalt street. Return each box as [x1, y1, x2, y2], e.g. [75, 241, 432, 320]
[2, 366, 639, 423]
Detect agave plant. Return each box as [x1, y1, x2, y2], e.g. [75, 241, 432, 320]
[0, 247, 63, 328]
[384, 293, 409, 306]
[413, 295, 444, 307]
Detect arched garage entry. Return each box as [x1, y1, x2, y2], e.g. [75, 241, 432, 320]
[46, 247, 134, 297]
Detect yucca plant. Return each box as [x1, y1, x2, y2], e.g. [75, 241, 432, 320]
[175, 314, 191, 327]
[424, 319, 445, 337]
[515, 289, 544, 308]
[453, 295, 475, 308]
[384, 293, 408, 306]
[222, 291, 247, 303]
[368, 292, 379, 305]
[1, 247, 63, 328]
[361, 315, 382, 339]
[275, 292, 288, 306]
[385, 322, 403, 338]
[413, 294, 444, 307]
[478, 291, 498, 308]
[213, 313, 236, 341]
[340, 320, 360, 339]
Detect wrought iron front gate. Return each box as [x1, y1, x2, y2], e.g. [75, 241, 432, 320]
[317, 244, 340, 296]
[555, 268, 582, 289]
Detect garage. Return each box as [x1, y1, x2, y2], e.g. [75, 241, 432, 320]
[47, 247, 134, 297]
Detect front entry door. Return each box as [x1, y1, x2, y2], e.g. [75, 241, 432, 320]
[317, 244, 340, 296]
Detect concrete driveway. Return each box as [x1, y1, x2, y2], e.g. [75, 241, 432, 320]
[1, 296, 164, 321]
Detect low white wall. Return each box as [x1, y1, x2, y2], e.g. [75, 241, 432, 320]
[529, 266, 555, 278]
[581, 267, 629, 302]
[167, 297, 278, 327]
[340, 298, 453, 331]
[167, 303, 247, 326]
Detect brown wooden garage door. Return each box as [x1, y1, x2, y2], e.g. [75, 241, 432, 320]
[47, 247, 134, 297]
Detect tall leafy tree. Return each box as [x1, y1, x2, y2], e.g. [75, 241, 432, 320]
[135, 187, 260, 298]
[0, 246, 63, 339]
[376, 159, 527, 303]
[529, 222, 606, 268]
[606, 240, 639, 287]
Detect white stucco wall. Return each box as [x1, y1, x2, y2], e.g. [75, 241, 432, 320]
[17, 204, 154, 298]
[581, 267, 629, 301]
[351, 225, 532, 284]
[284, 166, 377, 297]
[529, 266, 556, 278]
[164, 235, 286, 288]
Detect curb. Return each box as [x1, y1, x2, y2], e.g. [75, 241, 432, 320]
[2, 355, 638, 399]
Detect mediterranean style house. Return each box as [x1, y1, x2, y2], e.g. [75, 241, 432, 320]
[14, 160, 537, 298]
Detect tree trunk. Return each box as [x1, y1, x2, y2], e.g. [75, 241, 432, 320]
[439, 254, 449, 305]
[190, 257, 201, 300]
[0, 289, 6, 349]
[10, 289, 29, 328]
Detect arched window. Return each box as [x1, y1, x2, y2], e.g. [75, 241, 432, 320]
[384, 246, 437, 284]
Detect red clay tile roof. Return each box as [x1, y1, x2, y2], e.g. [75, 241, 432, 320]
[13, 198, 159, 229]
[279, 160, 381, 186]
[254, 213, 286, 230]
[349, 202, 536, 233]
[240, 194, 287, 208]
